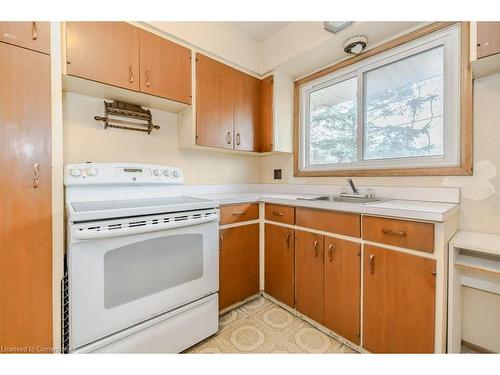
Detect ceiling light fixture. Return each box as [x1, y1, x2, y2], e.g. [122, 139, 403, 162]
[324, 21, 352, 34]
[343, 35, 368, 55]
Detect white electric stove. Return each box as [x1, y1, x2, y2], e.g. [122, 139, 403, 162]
[64, 163, 219, 353]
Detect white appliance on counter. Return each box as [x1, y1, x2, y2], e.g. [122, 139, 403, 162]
[64, 163, 219, 353]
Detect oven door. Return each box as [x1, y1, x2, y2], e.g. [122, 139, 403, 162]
[68, 209, 219, 349]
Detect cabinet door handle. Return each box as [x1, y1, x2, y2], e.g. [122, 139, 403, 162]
[232, 211, 246, 216]
[314, 240, 319, 257]
[286, 232, 290, 249]
[33, 162, 40, 188]
[219, 234, 224, 252]
[272, 211, 284, 216]
[32, 22, 38, 40]
[146, 70, 151, 87]
[129, 66, 134, 83]
[226, 132, 232, 144]
[381, 229, 406, 237]
[328, 243, 334, 262]
[236, 133, 241, 145]
[369, 254, 375, 274]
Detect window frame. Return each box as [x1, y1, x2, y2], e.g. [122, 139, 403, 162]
[294, 22, 473, 177]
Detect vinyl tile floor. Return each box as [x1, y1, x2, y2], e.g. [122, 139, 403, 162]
[185, 296, 359, 354]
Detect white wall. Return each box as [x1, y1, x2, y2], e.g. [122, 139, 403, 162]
[63, 92, 261, 185]
[144, 22, 262, 74]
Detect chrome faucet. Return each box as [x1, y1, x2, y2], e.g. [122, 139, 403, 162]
[347, 178, 359, 195]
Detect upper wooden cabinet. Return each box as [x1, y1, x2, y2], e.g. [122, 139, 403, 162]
[260, 75, 273, 152]
[363, 245, 436, 353]
[195, 53, 234, 150]
[195, 53, 275, 153]
[234, 70, 261, 151]
[0, 22, 50, 54]
[66, 22, 192, 103]
[66, 22, 140, 91]
[139, 29, 191, 104]
[477, 22, 500, 59]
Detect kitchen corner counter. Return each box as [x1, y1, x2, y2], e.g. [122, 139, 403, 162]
[190, 192, 460, 223]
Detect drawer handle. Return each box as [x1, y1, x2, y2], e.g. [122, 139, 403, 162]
[286, 232, 290, 249]
[232, 211, 246, 216]
[33, 162, 40, 188]
[381, 229, 407, 237]
[32, 22, 38, 40]
[272, 211, 284, 216]
[314, 240, 319, 257]
[219, 234, 224, 252]
[369, 254, 375, 274]
[129, 66, 134, 83]
[328, 243, 334, 262]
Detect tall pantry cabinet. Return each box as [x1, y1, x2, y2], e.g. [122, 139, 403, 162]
[0, 22, 53, 353]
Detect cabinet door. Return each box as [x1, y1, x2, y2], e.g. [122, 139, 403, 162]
[0, 22, 50, 54]
[295, 230, 324, 323]
[477, 22, 500, 59]
[66, 22, 140, 91]
[323, 237, 361, 344]
[363, 245, 436, 353]
[260, 75, 273, 152]
[0, 43, 52, 352]
[234, 70, 260, 151]
[264, 224, 294, 307]
[139, 29, 192, 104]
[196, 53, 234, 149]
[219, 224, 259, 310]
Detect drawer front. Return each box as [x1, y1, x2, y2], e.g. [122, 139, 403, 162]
[296, 207, 361, 238]
[265, 204, 295, 225]
[220, 203, 259, 225]
[362, 216, 434, 253]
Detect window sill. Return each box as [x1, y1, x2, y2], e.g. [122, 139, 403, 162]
[293, 165, 472, 177]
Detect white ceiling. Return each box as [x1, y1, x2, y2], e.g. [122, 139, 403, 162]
[226, 22, 292, 42]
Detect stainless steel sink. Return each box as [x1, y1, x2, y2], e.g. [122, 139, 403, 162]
[298, 195, 383, 204]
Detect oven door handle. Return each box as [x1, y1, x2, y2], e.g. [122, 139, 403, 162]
[72, 215, 219, 241]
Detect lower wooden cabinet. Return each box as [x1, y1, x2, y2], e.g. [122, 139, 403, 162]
[219, 224, 259, 310]
[363, 245, 436, 353]
[295, 230, 324, 324]
[323, 236, 361, 345]
[264, 224, 295, 307]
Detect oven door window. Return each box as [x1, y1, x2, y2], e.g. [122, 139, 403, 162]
[103, 234, 203, 309]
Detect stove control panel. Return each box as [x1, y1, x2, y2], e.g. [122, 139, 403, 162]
[64, 163, 184, 186]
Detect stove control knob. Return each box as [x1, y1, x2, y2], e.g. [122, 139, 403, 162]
[172, 170, 180, 178]
[163, 169, 170, 177]
[70, 168, 82, 177]
[87, 168, 98, 176]
[153, 169, 161, 177]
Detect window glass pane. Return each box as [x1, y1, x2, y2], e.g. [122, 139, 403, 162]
[308, 77, 357, 165]
[363, 46, 444, 160]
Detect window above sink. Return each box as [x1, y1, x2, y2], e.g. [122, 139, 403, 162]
[295, 23, 472, 177]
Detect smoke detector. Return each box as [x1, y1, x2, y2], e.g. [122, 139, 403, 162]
[343, 35, 368, 55]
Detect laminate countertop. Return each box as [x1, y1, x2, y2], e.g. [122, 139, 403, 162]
[190, 192, 460, 222]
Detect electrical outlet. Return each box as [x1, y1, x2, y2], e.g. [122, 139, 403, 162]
[273, 169, 282, 180]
